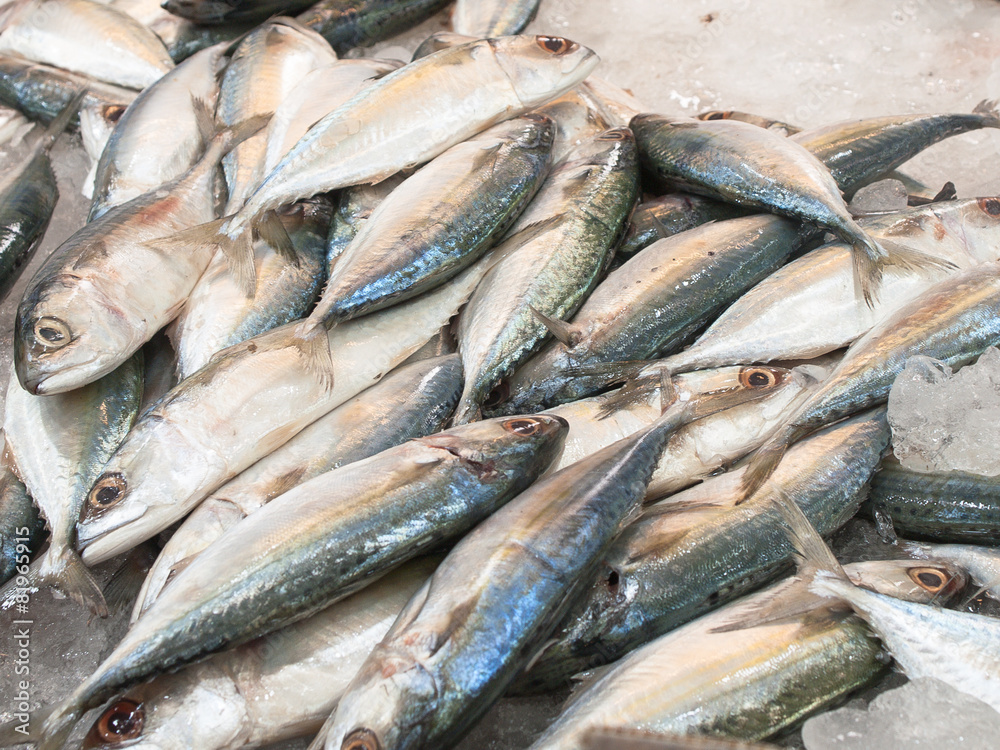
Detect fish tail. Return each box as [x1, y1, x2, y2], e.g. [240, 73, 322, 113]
[738, 423, 808, 504]
[39, 546, 108, 618]
[256, 209, 298, 265]
[205, 112, 271, 165]
[770, 486, 847, 580]
[880, 237, 958, 275]
[291, 318, 335, 394]
[973, 98, 1000, 127]
[848, 233, 885, 308]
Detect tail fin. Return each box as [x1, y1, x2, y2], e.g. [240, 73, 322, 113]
[737, 423, 808, 504]
[256, 209, 298, 265]
[150, 216, 257, 296]
[291, 318, 335, 394]
[770, 487, 847, 581]
[38, 547, 108, 618]
[850, 233, 957, 307]
[973, 98, 1000, 127]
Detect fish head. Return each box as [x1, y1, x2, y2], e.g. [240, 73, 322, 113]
[491, 36, 599, 109]
[76, 422, 215, 565]
[324, 650, 440, 750]
[845, 559, 968, 604]
[82, 668, 250, 750]
[419, 414, 569, 488]
[943, 197, 1000, 263]
[15, 275, 139, 395]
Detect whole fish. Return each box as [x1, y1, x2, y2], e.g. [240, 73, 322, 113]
[217, 18, 337, 215]
[868, 457, 1000, 544]
[83, 558, 441, 750]
[741, 260, 1000, 501]
[792, 101, 1000, 196]
[517, 410, 889, 692]
[170, 198, 331, 379]
[13, 115, 266, 395]
[317, 382, 773, 750]
[297, 0, 452, 55]
[39, 413, 567, 750]
[311, 113, 555, 326]
[617, 193, 750, 258]
[631, 112, 944, 304]
[0, 55, 137, 125]
[0, 434, 42, 587]
[496, 215, 806, 414]
[529, 557, 965, 749]
[453, 0, 540, 36]
[0, 92, 76, 300]
[131, 353, 462, 621]
[164, 0, 316, 24]
[74, 255, 498, 564]
[601, 198, 1000, 384]
[189, 34, 598, 295]
[262, 58, 399, 175]
[2, 355, 142, 616]
[903, 541, 1000, 600]
[89, 43, 225, 220]
[454, 126, 639, 423]
[773, 480, 1000, 715]
[0, 0, 173, 89]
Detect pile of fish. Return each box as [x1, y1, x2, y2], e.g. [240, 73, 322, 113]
[2, 0, 1000, 748]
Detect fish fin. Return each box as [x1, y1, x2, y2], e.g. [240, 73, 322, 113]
[255, 210, 298, 266]
[973, 97, 1000, 126]
[102, 542, 158, 616]
[771, 486, 848, 581]
[658, 367, 676, 414]
[40, 547, 108, 618]
[151, 216, 258, 297]
[38, 88, 85, 153]
[213, 113, 271, 160]
[737, 424, 805, 504]
[596, 371, 664, 419]
[931, 181, 957, 202]
[564, 359, 653, 385]
[529, 306, 582, 348]
[849, 236, 885, 308]
[164, 552, 199, 589]
[291, 319, 335, 394]
[192, 95, 215, 145]
[881, 238, 957, 275]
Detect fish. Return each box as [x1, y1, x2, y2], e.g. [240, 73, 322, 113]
[495, 214, 807, 415]
[13, 114, 267, 395]
[297, 0, 452, 55]
[771, 476, 1000, 715]
[262, 58, 399, 175]
[453, 0, 540, 36]
[616, 193, 751, 258]
[38, 413, 567, 750]
[169, 198, 331, 380]
[592, 198, 1000, 387]
[0, 0, 173, 89]
[186, 34, 598, 295]
[740, 260, 1000, 501]
[315, 380, 774, 750]
[2, 354, 143, 616]
[529, 557, 965, 749]
[631, 112, 947, 305]
[0, 433, 43, 587]
[0, 91, 77, 300]
[792, 101, 1000, 196]
[311, 113, 555, 326]
[867, 456, 1000, 544]
[74, 254, 500, 564]
[89, 42, 226, 220]
[515, 409, 890, 693]
[82, 558, 442, 750]
[0, 54, 137, 125]
[130, 353, 463, 621]
[216, 18, 337, 215]
[410, 31, 476, 60]
[454, 126, 639, 423]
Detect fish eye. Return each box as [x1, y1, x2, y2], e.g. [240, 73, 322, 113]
[103, 104, 126, 124]
[535, 36, 576, 55]
[342, 728, 382, 750]
[978, 198, 1000, 216]
[89, 473, 128, 510]
[32, 317, 71, 349]
[909, 566, 947, 592]
[90, 699, 144, 744]
[502, 417, 545, 436]
[739, 367, 778, 389]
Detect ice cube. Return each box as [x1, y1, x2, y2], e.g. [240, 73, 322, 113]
[848, 179, 909, 214]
